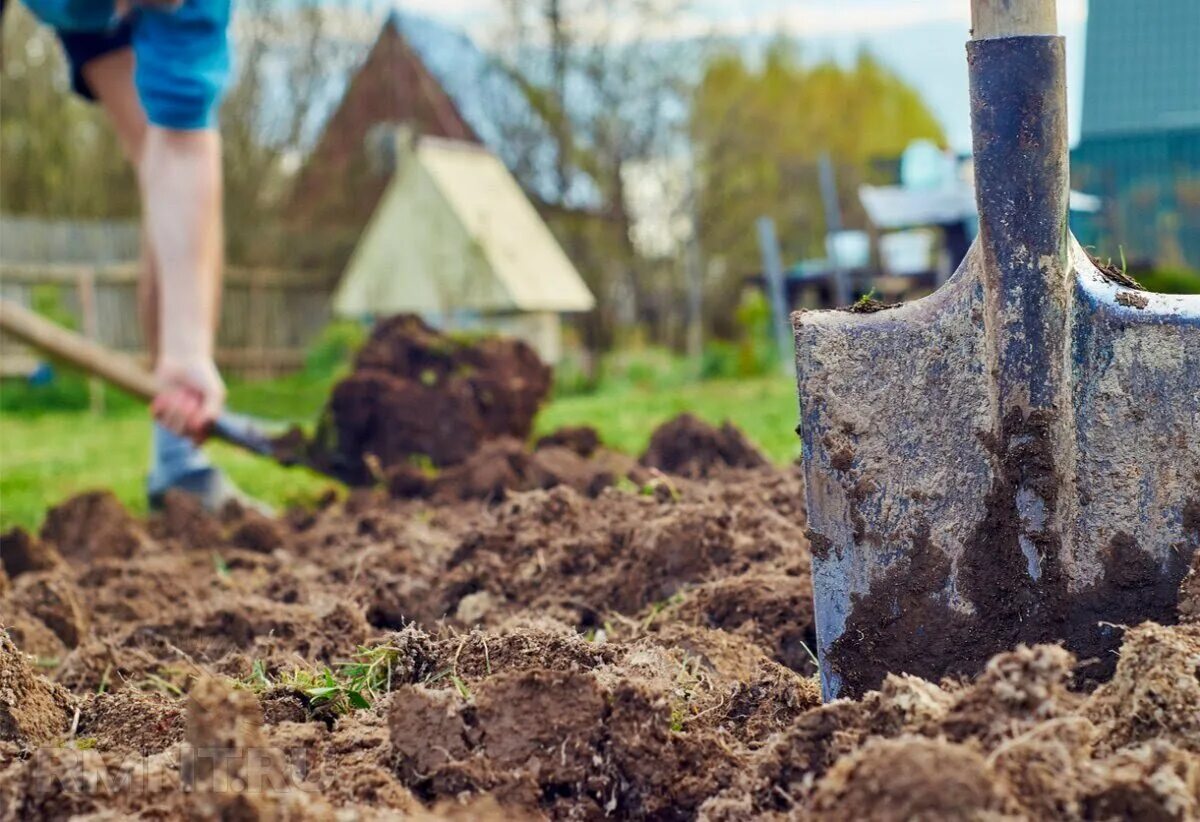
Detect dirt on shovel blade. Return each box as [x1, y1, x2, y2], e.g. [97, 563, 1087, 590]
[2, 428, 1198, 819]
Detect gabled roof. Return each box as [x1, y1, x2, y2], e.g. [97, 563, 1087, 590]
[289, 14, 481, 228]
[428, 139, 595, 312]
[335, 135, 595, 316]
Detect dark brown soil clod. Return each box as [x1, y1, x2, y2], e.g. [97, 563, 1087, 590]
[304, 315, 552, 485]
[641, 413, 768, 479]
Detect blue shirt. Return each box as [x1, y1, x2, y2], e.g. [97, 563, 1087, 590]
[25, 0, 232, 130]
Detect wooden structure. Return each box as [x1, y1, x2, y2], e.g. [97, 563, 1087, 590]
[288, 13, 481, 234]
[0, 263, 332, 379]
[334, 134, 595, 363]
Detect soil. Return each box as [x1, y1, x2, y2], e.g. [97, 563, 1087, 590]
[640, 413, 768, 479]
[300, 315, 554, 485]
[2, 426, 1199, 818]
[827, 408, 1199, 698]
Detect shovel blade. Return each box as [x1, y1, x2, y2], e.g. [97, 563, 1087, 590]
[795, 239, 1200, 701]
[795, 28, 1200, 703]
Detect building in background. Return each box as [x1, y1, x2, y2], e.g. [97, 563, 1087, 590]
[293, 14, 603, 358]
[334, 132, 595, 364]
[1072, 0, 1200, 270]
[288, 13, 483, 268]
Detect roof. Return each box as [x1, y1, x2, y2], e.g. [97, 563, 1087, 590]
[335, 135, 595, 316]
[1081, 0, 1200, 138]
[418, 140, 595, 312]
[289, 16, 481, 229]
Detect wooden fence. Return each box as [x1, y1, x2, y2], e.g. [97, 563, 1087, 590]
[0, 263, 335, 380]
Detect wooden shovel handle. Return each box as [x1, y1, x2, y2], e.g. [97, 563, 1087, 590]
[0, 298, 291, 461]
[972, 0, 1057, 38]
[0, 298, 159, 401]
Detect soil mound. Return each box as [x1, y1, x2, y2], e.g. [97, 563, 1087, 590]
[391, 437, 636, 503]
[3, 462, 1198, 820]
[536, 425, 602, 458]
[0, 632, 75, 745]
[641, 414, 768, 478]
[0, 528, 63, 578]
[307, 315, 552, 484]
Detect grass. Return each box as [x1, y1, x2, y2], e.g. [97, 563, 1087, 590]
[0, 372, 800, 531]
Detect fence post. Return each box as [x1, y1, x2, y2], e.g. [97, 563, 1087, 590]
[76, 267, 105, 415]
[755, 216, 794, 376]
[248, 268, 268, 379]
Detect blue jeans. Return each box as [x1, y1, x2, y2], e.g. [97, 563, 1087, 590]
[147, 422, 216, 500]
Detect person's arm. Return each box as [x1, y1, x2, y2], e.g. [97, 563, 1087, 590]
[131, 0, 232, 439]
[141, 126, 225, 439]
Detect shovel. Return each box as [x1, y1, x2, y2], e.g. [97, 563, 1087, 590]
[794, 0, 1200, 701]
[0, 298, 324, 477]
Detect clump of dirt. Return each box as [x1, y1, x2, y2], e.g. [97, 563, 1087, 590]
[5, 573, 88, 648]
[808, 736, 1023, 819]
[1089, 251, 1147, 291]
[2, 446, 1198, 819]
[1085, 621, 1200, 754]
[149, 490, 224, 550]
[39, 490, 150, 563]
[305, 315, 553, 484]
[846, 297, 900, 314]
[0, 527, 64, 578]
[393, 437, 640, 503]
[0, 632, 75, 745]
[536, 425, 602, 458]
[641, 413, 768, 478]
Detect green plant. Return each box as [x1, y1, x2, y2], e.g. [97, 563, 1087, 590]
[699, 340, 740, 380]
[249, 642, 414, 715]
[212, 552, 231, 580]
[303, 319, 368, 378]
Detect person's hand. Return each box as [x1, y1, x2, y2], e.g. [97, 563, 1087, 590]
[153, 356, 226, 442]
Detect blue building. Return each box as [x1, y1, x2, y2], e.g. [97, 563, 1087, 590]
[1071, 0, 1200, 270]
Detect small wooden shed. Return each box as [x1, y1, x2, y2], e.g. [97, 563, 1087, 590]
[333, 132, 595, 363]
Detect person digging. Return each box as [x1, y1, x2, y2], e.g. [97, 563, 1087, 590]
[11, 0, 264, 511]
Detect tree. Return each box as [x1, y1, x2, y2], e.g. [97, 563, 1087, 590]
[691, 39, 946, 334]
[0, 1, 365, 269]
[217, 0, 366, 266]
[0, 5, 137, 219]
[482, 0, 697, 351]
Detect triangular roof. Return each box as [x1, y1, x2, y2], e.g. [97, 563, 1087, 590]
[335, 135, 595, 317]
[289, 15, 481, 229]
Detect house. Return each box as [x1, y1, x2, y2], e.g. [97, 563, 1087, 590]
[333, 131, 595, 364]
[293, 14, 598, 361]
[288, 12, 482, 257]
[1072, 0, 1200, 269]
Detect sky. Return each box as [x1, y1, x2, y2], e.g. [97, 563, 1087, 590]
[382, 0, 1091, 149]
[391, 0, 1088, 41]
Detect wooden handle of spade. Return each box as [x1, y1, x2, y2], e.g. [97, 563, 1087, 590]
[0, 298, 160, 401]
[972, 0, 1057, 38]
[0, 298, 286, 460]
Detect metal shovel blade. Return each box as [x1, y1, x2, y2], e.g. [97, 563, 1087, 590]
[794, 34, 1200, 701]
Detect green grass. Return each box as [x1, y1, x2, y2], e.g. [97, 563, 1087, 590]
[0, 374, 800, 532]
[535, 375, 800, 461]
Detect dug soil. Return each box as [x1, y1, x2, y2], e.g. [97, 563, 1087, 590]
[301, 315, 554, 486]
[3, 414, 1200, 820]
